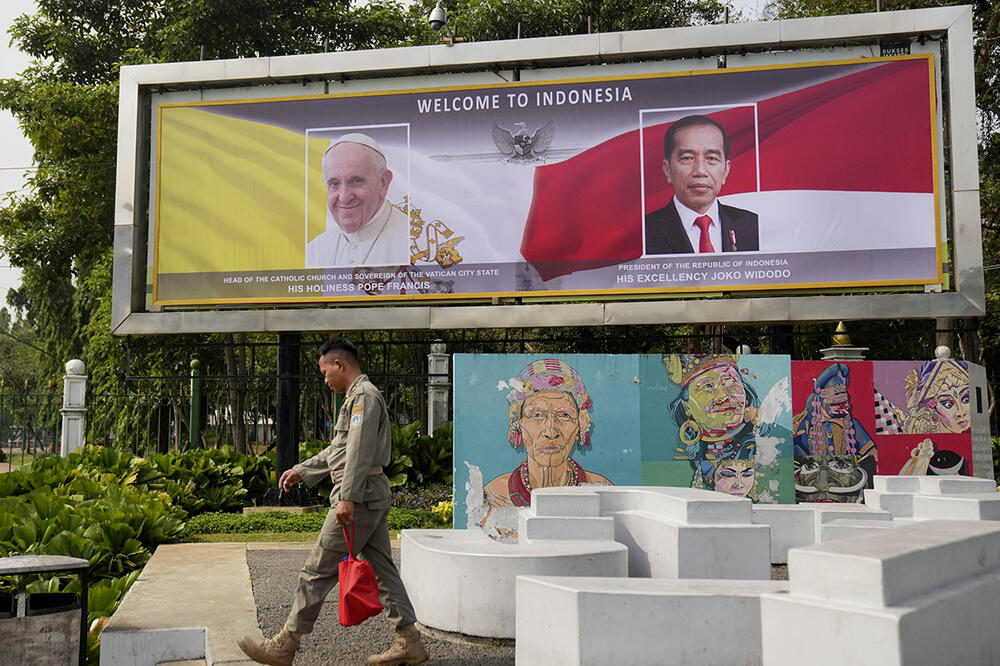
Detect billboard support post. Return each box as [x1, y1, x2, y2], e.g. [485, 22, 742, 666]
[276, 333, 301, 482]
[188, 359, 201, 450]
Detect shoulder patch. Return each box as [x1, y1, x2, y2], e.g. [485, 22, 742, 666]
[351, 412, 362, 426]
[351, 404, 364, 412]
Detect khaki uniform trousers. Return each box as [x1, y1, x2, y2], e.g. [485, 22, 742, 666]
[285, 502, 417, 634]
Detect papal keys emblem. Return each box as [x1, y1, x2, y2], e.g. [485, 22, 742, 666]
[491, 119, 555, 163]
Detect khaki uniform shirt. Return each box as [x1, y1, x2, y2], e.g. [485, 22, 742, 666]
[293, 374, 392, 509]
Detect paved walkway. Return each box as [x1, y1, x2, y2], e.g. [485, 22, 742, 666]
[247, 543, 515, 665]
[103, 540, 513, 665]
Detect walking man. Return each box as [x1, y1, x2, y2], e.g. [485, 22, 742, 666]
[238, 337, 428, 666]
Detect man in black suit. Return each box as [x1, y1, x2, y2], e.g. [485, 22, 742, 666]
[644, 115, 758, 255]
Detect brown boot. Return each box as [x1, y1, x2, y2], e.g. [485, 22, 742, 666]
[237, 627, 301, 666]
[367, 623, 429, 665]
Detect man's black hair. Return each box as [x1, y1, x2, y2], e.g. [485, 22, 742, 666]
[316, 337, 359, 364]
[663, 114, 731, 161]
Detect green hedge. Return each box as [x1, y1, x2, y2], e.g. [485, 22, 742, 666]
[184, 507, 447, 535]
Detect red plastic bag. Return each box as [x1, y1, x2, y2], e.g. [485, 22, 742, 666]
[338, 522, 384, 626]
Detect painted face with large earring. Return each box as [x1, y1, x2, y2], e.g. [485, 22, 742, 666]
[682, 364, 748, 439]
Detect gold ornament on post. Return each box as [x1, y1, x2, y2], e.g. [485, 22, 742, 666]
[832, 321, 852, 346]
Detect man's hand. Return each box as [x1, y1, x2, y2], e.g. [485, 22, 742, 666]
[279, 468, 302, 492]
[335, 500, 355, 525]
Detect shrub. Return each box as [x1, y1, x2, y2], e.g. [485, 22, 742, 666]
[387, 508, 447, 530]
[391, 482, 453, 511]
[185, 510, 328, 535]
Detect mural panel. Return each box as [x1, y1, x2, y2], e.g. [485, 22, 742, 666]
[873, 360, 974, 477]
[791, 361, 876, 503]
[644, 354, 794, 503]
[454, 355, 642, 539]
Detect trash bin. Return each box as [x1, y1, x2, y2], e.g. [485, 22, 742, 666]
[26, 592, 80, 616]
[0, 594, 82, 666]
[0, 556, 88, 666]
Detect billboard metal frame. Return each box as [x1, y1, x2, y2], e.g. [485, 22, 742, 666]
[112, 6, 982, 335]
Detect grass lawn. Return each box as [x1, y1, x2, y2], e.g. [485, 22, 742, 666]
[186, 531, 321, 543]
[183, 530, 409, 543]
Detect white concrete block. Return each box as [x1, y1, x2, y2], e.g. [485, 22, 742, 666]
[912, 494, 1000, 521]
[874, 475, 923, 493]
[917, 476, 998, 496]
[400, 529, 627, 638]
[787, 520, 1000, 608]
[752, 504, 817, 564]
[819, 518, 899, 543]
[99, 543, 259, 666]
[530, 486, 602, 517]
[863, 489, 914, 517]
[596, 486, 752, 525]
[814, 505, 893, 542]
[762, 570, 1000, 666]
[613, 510, 770, 580]
[518, 514, 616, 542]
[517, 576, 788, 666]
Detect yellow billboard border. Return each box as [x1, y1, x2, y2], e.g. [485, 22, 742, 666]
[151, 52, 942, 307]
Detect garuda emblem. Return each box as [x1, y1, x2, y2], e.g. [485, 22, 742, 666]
[491, 119, 555, 163]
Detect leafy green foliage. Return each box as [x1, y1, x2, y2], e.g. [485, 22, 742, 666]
[185, 505, 449, 535]
[387, 508, 447, 530]
[408, 0, 725, 42]
[389, 421, 453, 486]
[185, 510, 328, 535]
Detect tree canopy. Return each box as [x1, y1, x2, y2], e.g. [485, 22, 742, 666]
[0, 0, 996, 394]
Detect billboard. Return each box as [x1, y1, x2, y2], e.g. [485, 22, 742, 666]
[152, 55, 940, 306]
[113, 7, 982, 334]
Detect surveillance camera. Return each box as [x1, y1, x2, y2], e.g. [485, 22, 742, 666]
[428, 2, 447, 31]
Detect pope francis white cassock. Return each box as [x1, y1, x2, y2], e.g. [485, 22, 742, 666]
[305, 133, 410, 268]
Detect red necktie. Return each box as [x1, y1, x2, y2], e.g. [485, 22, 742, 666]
[694, 215, 715, 253]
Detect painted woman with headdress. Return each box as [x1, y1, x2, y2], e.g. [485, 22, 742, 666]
[483, 359, 612, 510]
[900, 360, 970, 434]
[665, 354, 768, 493]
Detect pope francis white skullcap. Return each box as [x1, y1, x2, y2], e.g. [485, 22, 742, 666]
[328, 132, 385, 158]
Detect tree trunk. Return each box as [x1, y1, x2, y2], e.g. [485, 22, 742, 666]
[224, 333, 248, 454]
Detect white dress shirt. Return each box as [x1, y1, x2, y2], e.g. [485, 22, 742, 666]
[674, 197, 723, 254]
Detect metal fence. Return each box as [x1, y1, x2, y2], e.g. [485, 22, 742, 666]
[2, 325, 996, 469]
[0, 384, 62, 471]
[78, 333, 447, 458]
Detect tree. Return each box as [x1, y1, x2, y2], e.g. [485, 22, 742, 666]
[758, 0, 999, 371]
[0, 0, 425, 414]
[408, 0, 725, 42]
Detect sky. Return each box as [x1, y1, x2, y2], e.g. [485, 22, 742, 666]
[0, 0, 35, 304]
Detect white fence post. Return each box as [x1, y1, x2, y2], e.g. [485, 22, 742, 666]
[427, 340, 450, 433]
[60, 359, 87, 457]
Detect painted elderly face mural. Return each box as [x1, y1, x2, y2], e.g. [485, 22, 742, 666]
[684, 363, 748, 436]
[482, 359, 613, 512]
[520, 391, 579, 470]
[791, 362, 877, 503]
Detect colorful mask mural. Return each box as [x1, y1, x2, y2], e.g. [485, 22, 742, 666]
[791, 362, 876, 503]
[651, 354, 794, 503]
